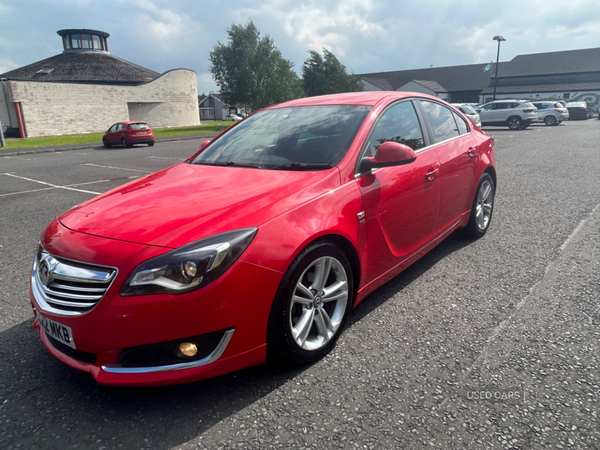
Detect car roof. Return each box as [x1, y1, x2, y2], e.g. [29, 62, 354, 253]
[267, 91, 433, 108]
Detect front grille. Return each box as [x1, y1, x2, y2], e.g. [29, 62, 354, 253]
[32, 245, 117, 316]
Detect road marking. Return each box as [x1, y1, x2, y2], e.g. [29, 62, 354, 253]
[440, 201, 600, 409]
[3, 156, 34, 161]
[81, 163, 152, 173]
[147, 156, 181, 161]
[1, 173, 101, 195]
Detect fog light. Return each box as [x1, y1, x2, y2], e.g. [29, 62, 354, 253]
[179, 342, 198, 357]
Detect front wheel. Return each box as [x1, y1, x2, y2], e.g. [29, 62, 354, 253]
[464, 173, 495, 238]
[102, 138, 110, 148]
[507, 117, 522, 130]
[267, 242, 353, 366]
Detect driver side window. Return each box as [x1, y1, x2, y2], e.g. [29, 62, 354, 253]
[366, 101, 425, 157]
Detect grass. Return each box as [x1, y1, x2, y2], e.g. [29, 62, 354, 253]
[1, 122, 234, 149]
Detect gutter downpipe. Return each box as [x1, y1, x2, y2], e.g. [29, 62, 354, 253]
[14, 102, 26, 138]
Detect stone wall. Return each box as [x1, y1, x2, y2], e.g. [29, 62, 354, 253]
[9, 69, 200, 137]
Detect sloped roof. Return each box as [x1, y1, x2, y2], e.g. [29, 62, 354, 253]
[496, 47, 600, 77]
[481, 81, 600, 94]
[362, 76, 394, 90]
[360, 62, 504, 92]
[0, 51, 160, 85]
[409, 79, 448, 93]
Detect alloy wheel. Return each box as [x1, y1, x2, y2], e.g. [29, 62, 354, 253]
[475, 179, 494, 232]
[289, 256, 349, 351]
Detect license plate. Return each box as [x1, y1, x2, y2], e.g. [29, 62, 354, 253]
[35, 310, 76, 349]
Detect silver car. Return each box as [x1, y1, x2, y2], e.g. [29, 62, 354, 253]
[477, 100, 538, 130]
[532, 102, 569, 126]
[451, 103, 481, 128]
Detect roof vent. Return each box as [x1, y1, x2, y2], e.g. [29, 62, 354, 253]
[36, 68, 54, 74]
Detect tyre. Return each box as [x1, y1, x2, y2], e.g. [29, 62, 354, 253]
[121, 138, 129, 148]
[464, 173, 495, 238]
[148, 141, 154, 147]
[267, 241, 353, 366]
[507, 117, 522, 130]
[544, 115, 557, 126]
[102, 138, 111, 148]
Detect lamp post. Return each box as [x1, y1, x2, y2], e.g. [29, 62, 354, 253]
[492, 35, 505, 100]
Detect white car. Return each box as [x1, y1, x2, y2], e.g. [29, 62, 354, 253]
[223, 114, 242, 121]
[477, 100, 538, 130]
[451, 103, 481, 128]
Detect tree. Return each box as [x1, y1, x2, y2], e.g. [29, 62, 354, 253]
[302, 49, 365, 97]
[210, 21, 303, 110]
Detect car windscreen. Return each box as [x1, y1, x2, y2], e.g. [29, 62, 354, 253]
[193, 105, 372, 170]
[459, 105, 476, 114]
[128, 123, 149, 129]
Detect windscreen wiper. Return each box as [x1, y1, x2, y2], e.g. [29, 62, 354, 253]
[194, 161, 262, 169]
[270, 162, 333, 171]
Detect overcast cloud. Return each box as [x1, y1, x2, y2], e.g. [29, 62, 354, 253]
[1, 0, 599, 94]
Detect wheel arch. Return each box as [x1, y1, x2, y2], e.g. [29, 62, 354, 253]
[483, 165, 497, 191]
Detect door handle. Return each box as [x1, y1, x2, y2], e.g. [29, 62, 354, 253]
[426, 167, 439, 181]
[467, 147, 476, 159]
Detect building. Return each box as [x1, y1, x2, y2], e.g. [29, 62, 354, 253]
[0, 29, 200, 138]
[198, 93, 248, 120]
[360, 47, 600, 111]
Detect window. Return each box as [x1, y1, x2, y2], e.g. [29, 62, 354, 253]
[81, 34, 92, 49]
[92, 35, 102, 50]
[419, 101, 459, 143]
[71, 34, 81, 49]
[366, 101, 425, 157]
[453, 111, 468, 135]
[117, 124, 125, 130]
[108, 124, 118, 132]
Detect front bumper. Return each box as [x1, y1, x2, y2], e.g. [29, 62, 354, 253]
[30, 224, 282, 386]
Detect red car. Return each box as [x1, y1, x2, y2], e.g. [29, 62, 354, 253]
[30, 92, 496, 386]
[102, 121, 155, 148]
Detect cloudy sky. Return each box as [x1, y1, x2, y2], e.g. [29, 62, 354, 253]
[1, 0, 599, 94]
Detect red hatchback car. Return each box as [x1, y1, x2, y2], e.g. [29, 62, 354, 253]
[31, 92, 495, 386]
[102, 121, 155, 148]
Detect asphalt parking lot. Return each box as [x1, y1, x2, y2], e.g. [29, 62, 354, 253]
[1, 120, 599, 449]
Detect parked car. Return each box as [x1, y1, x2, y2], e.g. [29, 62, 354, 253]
[477, 100, 538, 130]
[451, 103, 482, 127]
[532, 101, 569, 126]
[103, 121, 154, 148]
[30, 91, 496, 386]
[565, 101, 593, 120]
[223, 114, 242, 121]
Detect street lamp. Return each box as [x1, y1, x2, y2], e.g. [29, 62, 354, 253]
[492, 35, 506, 100]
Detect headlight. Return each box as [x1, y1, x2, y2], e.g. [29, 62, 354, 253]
[121, 228, 257, 296]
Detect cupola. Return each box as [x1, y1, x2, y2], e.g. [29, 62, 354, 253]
[57, 29, 110, 53]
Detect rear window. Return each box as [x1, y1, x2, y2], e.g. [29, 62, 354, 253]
[129, 123, 149, 130]
[459, 105, 476, 115]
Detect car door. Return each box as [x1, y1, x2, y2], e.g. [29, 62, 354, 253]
[417, 100, 478, 231]
[106, 124, 118, 144]
[357, 100, 441, 282]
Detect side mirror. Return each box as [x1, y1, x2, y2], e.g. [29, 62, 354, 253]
[359, 141, 417, 173]
[476, 109, 481, 113]
[199, 140, 210, 151]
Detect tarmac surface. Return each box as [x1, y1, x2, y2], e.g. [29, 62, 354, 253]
[0, 120, 599, 449]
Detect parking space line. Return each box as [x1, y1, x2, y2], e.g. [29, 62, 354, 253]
[147, 156, 182, 161]
[81, 163, 152, 173]
[1, 173, 101, 195]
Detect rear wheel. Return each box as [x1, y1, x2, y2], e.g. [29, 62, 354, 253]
[121, 138, 129, 148]
[507, 117, 522, 130]
[464, 173, 495, 238]
[544, 116, 557, 126]
[148, 141, 154, 147]
[102, 138, 110, 148]
[267, 241, 353, 366]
